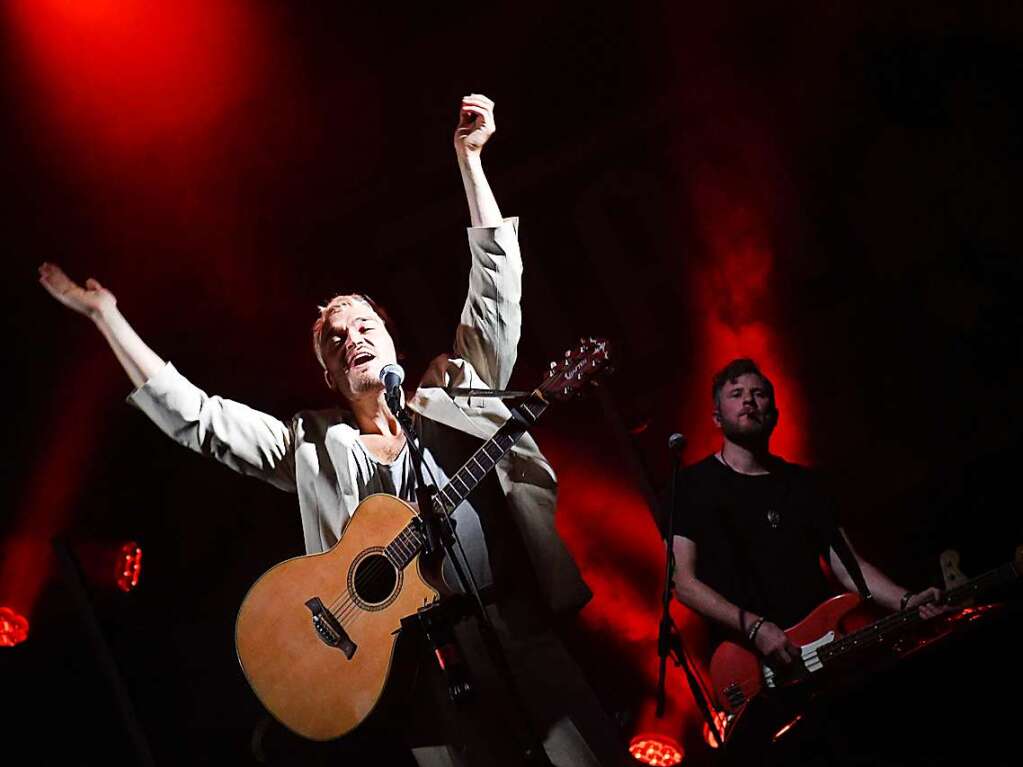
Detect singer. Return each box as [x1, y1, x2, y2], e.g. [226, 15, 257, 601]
[38, 95, 624, 766]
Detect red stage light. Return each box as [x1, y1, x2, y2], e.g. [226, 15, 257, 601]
[0, 607, 30, 647]
[701, 710, 729, 749]
[116, 542, 142, 593]
[629, 734, 684, 765]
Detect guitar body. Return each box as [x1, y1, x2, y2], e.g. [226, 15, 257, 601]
[235, 494, 441, 741]
[710, 592, 871, 714]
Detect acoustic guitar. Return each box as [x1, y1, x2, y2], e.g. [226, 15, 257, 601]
[234, 339, 611, 740]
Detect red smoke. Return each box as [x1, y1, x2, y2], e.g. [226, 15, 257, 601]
[3, 0, 283, 622]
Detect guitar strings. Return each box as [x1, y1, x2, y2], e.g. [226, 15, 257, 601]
[325, 519, 435, 624]
[320, 408, 564, 625]
[724, 562, 1009, 709]
[323, 412, 539, 622]
[723, 603, 948, 702]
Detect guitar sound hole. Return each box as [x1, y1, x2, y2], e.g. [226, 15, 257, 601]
[352, 554, 398, 604]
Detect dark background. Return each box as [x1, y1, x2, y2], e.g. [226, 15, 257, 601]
[2, 3, 1021, 764]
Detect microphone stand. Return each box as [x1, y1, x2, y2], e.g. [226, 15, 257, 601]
[657, 435, 723, 749]
[384, 386, 555, 767]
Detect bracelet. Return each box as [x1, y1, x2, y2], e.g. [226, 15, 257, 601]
[899, 591, 914, 611]
[747, 616, 766, 642]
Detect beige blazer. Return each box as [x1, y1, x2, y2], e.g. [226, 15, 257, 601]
[128, 219, 591, 614]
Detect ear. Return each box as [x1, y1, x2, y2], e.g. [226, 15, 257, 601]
[712, 408, 723, 429]
[323, 368, 336, 391]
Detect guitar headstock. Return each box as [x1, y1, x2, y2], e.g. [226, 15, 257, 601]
[540, 337, 613, 401]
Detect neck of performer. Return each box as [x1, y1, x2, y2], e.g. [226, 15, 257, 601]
[720, 438, 773, 476]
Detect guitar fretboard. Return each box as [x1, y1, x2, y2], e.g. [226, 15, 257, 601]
[818, 561, 1018, 663]
[384, 393, 548, 569]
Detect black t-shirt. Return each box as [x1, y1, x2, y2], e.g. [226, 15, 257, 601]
[670, 455, 840, 638]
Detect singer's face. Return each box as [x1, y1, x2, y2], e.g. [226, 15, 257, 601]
[713, 373, 777, 443]
[319, 299, 397, 401]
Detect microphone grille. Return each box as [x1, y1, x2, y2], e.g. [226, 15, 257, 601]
[378, 363, 405, 384]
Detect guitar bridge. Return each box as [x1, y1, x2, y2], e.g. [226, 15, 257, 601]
[305, 597, 357, 659]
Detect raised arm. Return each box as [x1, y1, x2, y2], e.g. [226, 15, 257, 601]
[39, 262, 165, 388]
[39, 263, 296, 491]
[454, 93, 502, 227]
[451, 94, 522, 390]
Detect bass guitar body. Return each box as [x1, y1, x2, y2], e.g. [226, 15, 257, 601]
[235, 494, 441, 741]
[710, 592, 869, 714]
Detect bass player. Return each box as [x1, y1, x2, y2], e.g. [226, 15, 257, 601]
[668, 358, 952, 763]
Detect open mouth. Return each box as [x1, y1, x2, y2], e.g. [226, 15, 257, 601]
[348, 351, 375, 369]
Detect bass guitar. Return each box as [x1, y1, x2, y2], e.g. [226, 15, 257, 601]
[709, 546, 1022, 719]
[234, 338, 611, 740]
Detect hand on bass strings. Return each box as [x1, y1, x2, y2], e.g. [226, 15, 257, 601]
[753, 620, 803, 666]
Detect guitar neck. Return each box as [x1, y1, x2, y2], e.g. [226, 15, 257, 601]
[434, 392, 548, 515]
[384, 392, 548, 568]
[820, 560, 1019, 663]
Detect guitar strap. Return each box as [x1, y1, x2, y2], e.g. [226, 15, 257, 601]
[830, 527, 872, 602]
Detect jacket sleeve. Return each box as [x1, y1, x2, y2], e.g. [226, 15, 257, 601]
[127, 362, 297, 492]
[453, 217, 522, 390]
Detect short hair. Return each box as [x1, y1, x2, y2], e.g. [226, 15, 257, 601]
[311, 293, 395, 370]
[711, 358, 775, 409]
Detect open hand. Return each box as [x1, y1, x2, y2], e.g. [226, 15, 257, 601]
[454, 93, 496, 156]
[38, 262, 116, 320]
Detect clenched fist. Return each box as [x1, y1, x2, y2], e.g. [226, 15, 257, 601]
[454, 93, 496, 157]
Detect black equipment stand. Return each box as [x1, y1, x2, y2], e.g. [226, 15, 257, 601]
[656, 434, 724, 748]
[385, 389, 555, 766]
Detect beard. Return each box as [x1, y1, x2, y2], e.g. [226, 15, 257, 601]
[344, 368, 383, 398]
[720, 410, 776, 448]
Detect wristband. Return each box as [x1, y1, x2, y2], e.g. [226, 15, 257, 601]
[747, 616, 766, 642]
[899, 591, 914, 611]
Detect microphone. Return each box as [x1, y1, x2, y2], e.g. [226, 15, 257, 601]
[668, 433, 687, 454]
[378, 363, 405, 398]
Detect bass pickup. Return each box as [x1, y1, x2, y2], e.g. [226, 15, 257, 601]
[305, 597, 357, 659]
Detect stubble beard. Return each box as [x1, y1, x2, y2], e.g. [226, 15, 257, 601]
[721, 413, 774, 451]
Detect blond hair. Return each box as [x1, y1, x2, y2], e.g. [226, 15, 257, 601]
[311, 293, 392, 369]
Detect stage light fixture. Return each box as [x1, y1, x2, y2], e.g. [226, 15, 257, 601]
[0, 607, 29, 647]
[116, 542, 142, 593]
[701, 710, 729, 749]
[629, 733, 684, 765]
[65, 538, 144, 593]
